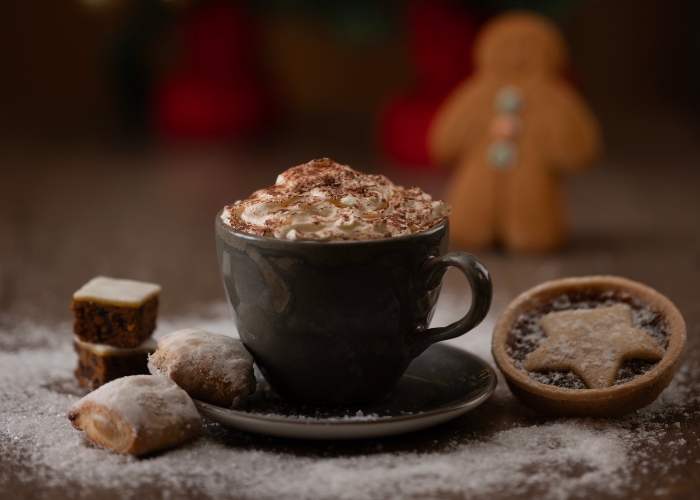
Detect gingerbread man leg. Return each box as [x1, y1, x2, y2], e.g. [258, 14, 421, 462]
[445, 158, 498, 249]
[499, 166, 566, 252]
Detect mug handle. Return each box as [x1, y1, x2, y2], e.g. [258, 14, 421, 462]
[407, 252, 492, 355]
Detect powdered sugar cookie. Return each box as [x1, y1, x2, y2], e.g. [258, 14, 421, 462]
[148, 328, 256, 409]
[68, 375, 202, 455]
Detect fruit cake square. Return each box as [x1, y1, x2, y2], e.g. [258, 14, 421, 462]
[73, 336, 157, 390]
[71, 276, 160, 347]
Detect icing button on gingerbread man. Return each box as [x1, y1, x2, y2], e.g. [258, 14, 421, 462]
[487, 85, 524, 170]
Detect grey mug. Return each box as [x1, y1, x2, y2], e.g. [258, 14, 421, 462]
[216, 215, 492, 405]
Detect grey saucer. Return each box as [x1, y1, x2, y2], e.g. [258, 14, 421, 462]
[194, 344, 496, 440]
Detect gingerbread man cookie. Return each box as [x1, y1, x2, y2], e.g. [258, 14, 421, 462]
[429, 11, 601, 252]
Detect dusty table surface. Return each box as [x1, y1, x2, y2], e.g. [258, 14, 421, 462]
[1, 120, 699, 499]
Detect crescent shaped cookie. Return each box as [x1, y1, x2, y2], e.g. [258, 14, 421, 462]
[68, 375, 202, 455]
[148, 328, 256, 409]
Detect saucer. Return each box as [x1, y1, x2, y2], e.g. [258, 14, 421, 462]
[194, 343, 496, 440]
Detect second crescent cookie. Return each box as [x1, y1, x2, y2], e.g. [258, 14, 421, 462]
[148, 328, 256, 409]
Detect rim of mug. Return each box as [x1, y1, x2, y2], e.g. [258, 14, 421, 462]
[216, 210, 449, 246]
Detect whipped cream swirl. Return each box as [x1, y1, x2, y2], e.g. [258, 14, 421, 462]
[220, 158, 451, 241]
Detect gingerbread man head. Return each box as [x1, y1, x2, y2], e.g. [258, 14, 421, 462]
[475, 12, 567, 79]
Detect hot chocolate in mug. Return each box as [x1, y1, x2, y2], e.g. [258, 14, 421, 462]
[216, 216, 492, 405]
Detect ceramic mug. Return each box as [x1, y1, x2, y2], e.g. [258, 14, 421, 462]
[216, 216, 492, 404]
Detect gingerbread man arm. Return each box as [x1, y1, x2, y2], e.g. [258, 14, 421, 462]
[428, 78, 489, 167]
[540, 82, 602, 173]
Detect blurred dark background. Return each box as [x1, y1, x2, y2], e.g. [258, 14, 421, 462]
[0, 0, 698, 150]
[1, 0, 700, 320]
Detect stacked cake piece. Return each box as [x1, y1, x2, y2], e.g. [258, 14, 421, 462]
[71, 276, 161, 390]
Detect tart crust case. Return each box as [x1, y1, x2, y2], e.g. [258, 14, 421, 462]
[492, 276, 686, 417]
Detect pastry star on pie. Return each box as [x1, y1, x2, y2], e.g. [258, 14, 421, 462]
[523, 304, 665, 389]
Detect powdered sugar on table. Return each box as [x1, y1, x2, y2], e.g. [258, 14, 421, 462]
[0, 291, 698, 499]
